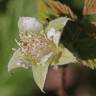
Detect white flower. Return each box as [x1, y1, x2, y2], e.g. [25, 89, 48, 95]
[8, 16, 77, 92]
[18, 17, 43, 33]
[47, 28, 61, 46]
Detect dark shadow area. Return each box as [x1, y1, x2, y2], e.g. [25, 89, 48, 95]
[61, 20, 96, 60]
[0, 0, 10, 14]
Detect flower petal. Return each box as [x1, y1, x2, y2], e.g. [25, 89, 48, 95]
[46, 17, 70, 31]
[47, 28, 61, 46]
[18, 17, 43, 33]
[52, 48, 77, 65]
[32, 63, 49, 92]
[40, 52, 53, 64]
[8, 49, 31, 72]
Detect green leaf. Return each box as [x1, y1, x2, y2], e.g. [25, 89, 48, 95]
[8, 49, 31, 72]
[54, 47, 77, 66]
[32, 63, 49, 92]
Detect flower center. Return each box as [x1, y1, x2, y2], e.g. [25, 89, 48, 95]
[20, 33, 59, 64]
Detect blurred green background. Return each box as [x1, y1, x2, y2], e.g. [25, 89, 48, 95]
[0, 0, 96, 96]
[0, 0, 41, 96]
